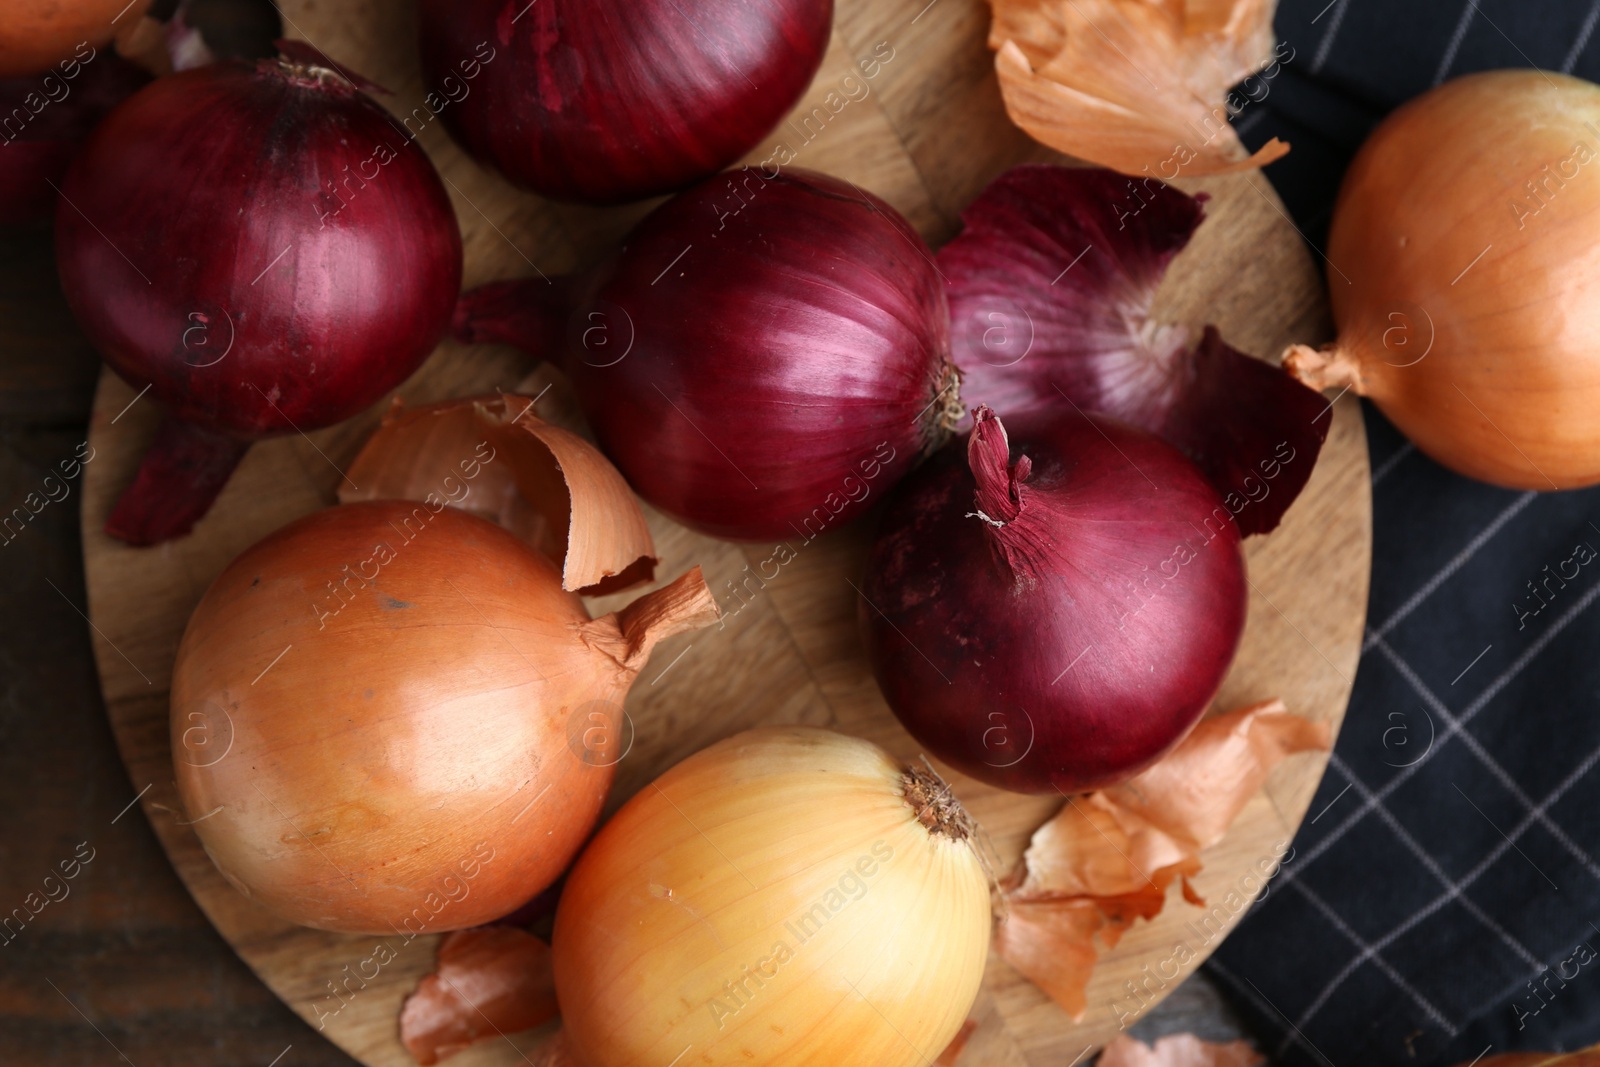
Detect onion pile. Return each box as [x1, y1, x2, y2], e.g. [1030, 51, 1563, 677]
[455, 167, 959, 540]
[1284, 70, 1600, 490]
[172, 397, 717, 932]
[1, 0, 151, 78]
[860, 406, 1247, 794]
[57, 45, 463, 545]
[552, 726, 991, 1066]
[0, 51, 149, 228]
[417, 0, 833, 204]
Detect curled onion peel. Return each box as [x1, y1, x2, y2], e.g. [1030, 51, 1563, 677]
[400, 927, 558, 1066]
[455, 167, 960, 541]
[941, 165, 1329, 536]
[172, 402, 717, 933]
[988, 0, 1288, 178]
[861, 406, 1248, 795]
[418, 0, 833, 204]
[552, 726, 991, 1067]
[1285, 70, 1600, 491]
[995, 699, 1329, 1018]
[57, 49, 462, 545]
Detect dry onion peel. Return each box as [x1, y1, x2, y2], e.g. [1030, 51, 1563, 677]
[942, 165, 1330, 536]
[552, 726, 992, 1067]
[400, 927, 558, 1065]
[1283, 70, 1600, 490]
[995, 699, 1330, 1018]
[1098, 1033, 1264, 1067]
[989, 0, 1289, 177]
[341, 393, 656, 596]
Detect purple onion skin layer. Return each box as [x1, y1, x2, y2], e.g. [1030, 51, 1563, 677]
[55, 58, 462, 543]
[417, 0, 832, 204]
[559, 167, 956, 541]
[860, 407, 1247, 795]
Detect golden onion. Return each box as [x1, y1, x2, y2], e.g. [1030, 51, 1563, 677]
[552, 726, 992, 1067]
[1286, 70, 1600, 490]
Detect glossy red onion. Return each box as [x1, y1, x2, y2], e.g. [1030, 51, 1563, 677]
[417, 0, 832, 204]
[0, 52, 149, 228]
[454, 167, 959, 541]
[860, 406, 1247, 795]
[56, 47, 462, 545]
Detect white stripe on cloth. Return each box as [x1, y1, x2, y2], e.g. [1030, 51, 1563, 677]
[1374, 637, 1600, 884]
[1274, 877, 1458, 1062]
[1562, 0, 1600, 72]
[1311, 0, 1354, 73]
[1364, 491, 1538, 652]
[1433, 0, 1479, 85]
[1327, 751, 1542, 969]
[1273, 738, 1600, 1047]
[1369, 442, 1415, 488]
[1280, 574, 1600, 889]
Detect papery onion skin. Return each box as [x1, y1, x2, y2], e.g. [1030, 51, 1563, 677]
[0, 52, 149, 228]
[57, 56, 462, 544]
[171, 502, 698, 933]
[552, 726, 991, 1067]
[860, 407, 1247, 795]
[1, 0, 151, 78]
[455, 168, 958, 541]
[1285, 70, 1600, 490]
[417, 0, 832, 204]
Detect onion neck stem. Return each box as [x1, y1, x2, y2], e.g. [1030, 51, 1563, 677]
[453, 278, 574, 368]
[1282, 342, 1363, 393]
[901, 762, 976, 843]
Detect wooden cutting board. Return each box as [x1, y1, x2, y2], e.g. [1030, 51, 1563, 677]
[79, 0, 1371, 1064]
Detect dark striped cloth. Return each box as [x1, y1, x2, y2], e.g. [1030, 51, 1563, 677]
[1205, 2, 1600, 1064]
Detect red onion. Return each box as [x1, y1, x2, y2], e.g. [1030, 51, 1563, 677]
[417, 0, 832, 204]
[56, 45, 462, 545]
[0, 51, 149, 229]
[859, 405, 1247, 795]
[940, 165, 1330, 536]
[454, 167, 959, 540]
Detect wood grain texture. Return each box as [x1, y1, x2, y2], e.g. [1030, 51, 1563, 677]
[78, 0, 1371, 1064]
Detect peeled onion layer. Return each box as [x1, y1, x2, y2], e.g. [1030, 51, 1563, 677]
[57, 50, 463, 545]
[552, 726, 992, 1067]
[862, 406, 1249, 795]
[453, 168, 959, 542]
[340, 393, 657, 596]
[941, 164, 1329, 536]
[172, 401, 718, 933]
[987, 0, 1289, 177]
[1097, 1033, 1264, 1067]
[400, 926, 559, 1066]
[1285, 70, 1600, 490]
[994, 699, 1330, 1019]
[418, 0, 833, 204]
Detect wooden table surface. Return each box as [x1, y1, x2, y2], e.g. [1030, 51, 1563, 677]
[0, 224, 1256, 1067]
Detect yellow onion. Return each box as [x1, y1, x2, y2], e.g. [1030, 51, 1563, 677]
[552, 726, 992, 1067]
[171, 396, 718, 932]
[1285, 70, 1600, 490]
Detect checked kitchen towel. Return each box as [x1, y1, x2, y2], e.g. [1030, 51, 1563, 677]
[1205, 1, 1600, 1065]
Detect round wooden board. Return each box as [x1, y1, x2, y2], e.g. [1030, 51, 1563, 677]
[80, 1, 1371, 1064]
